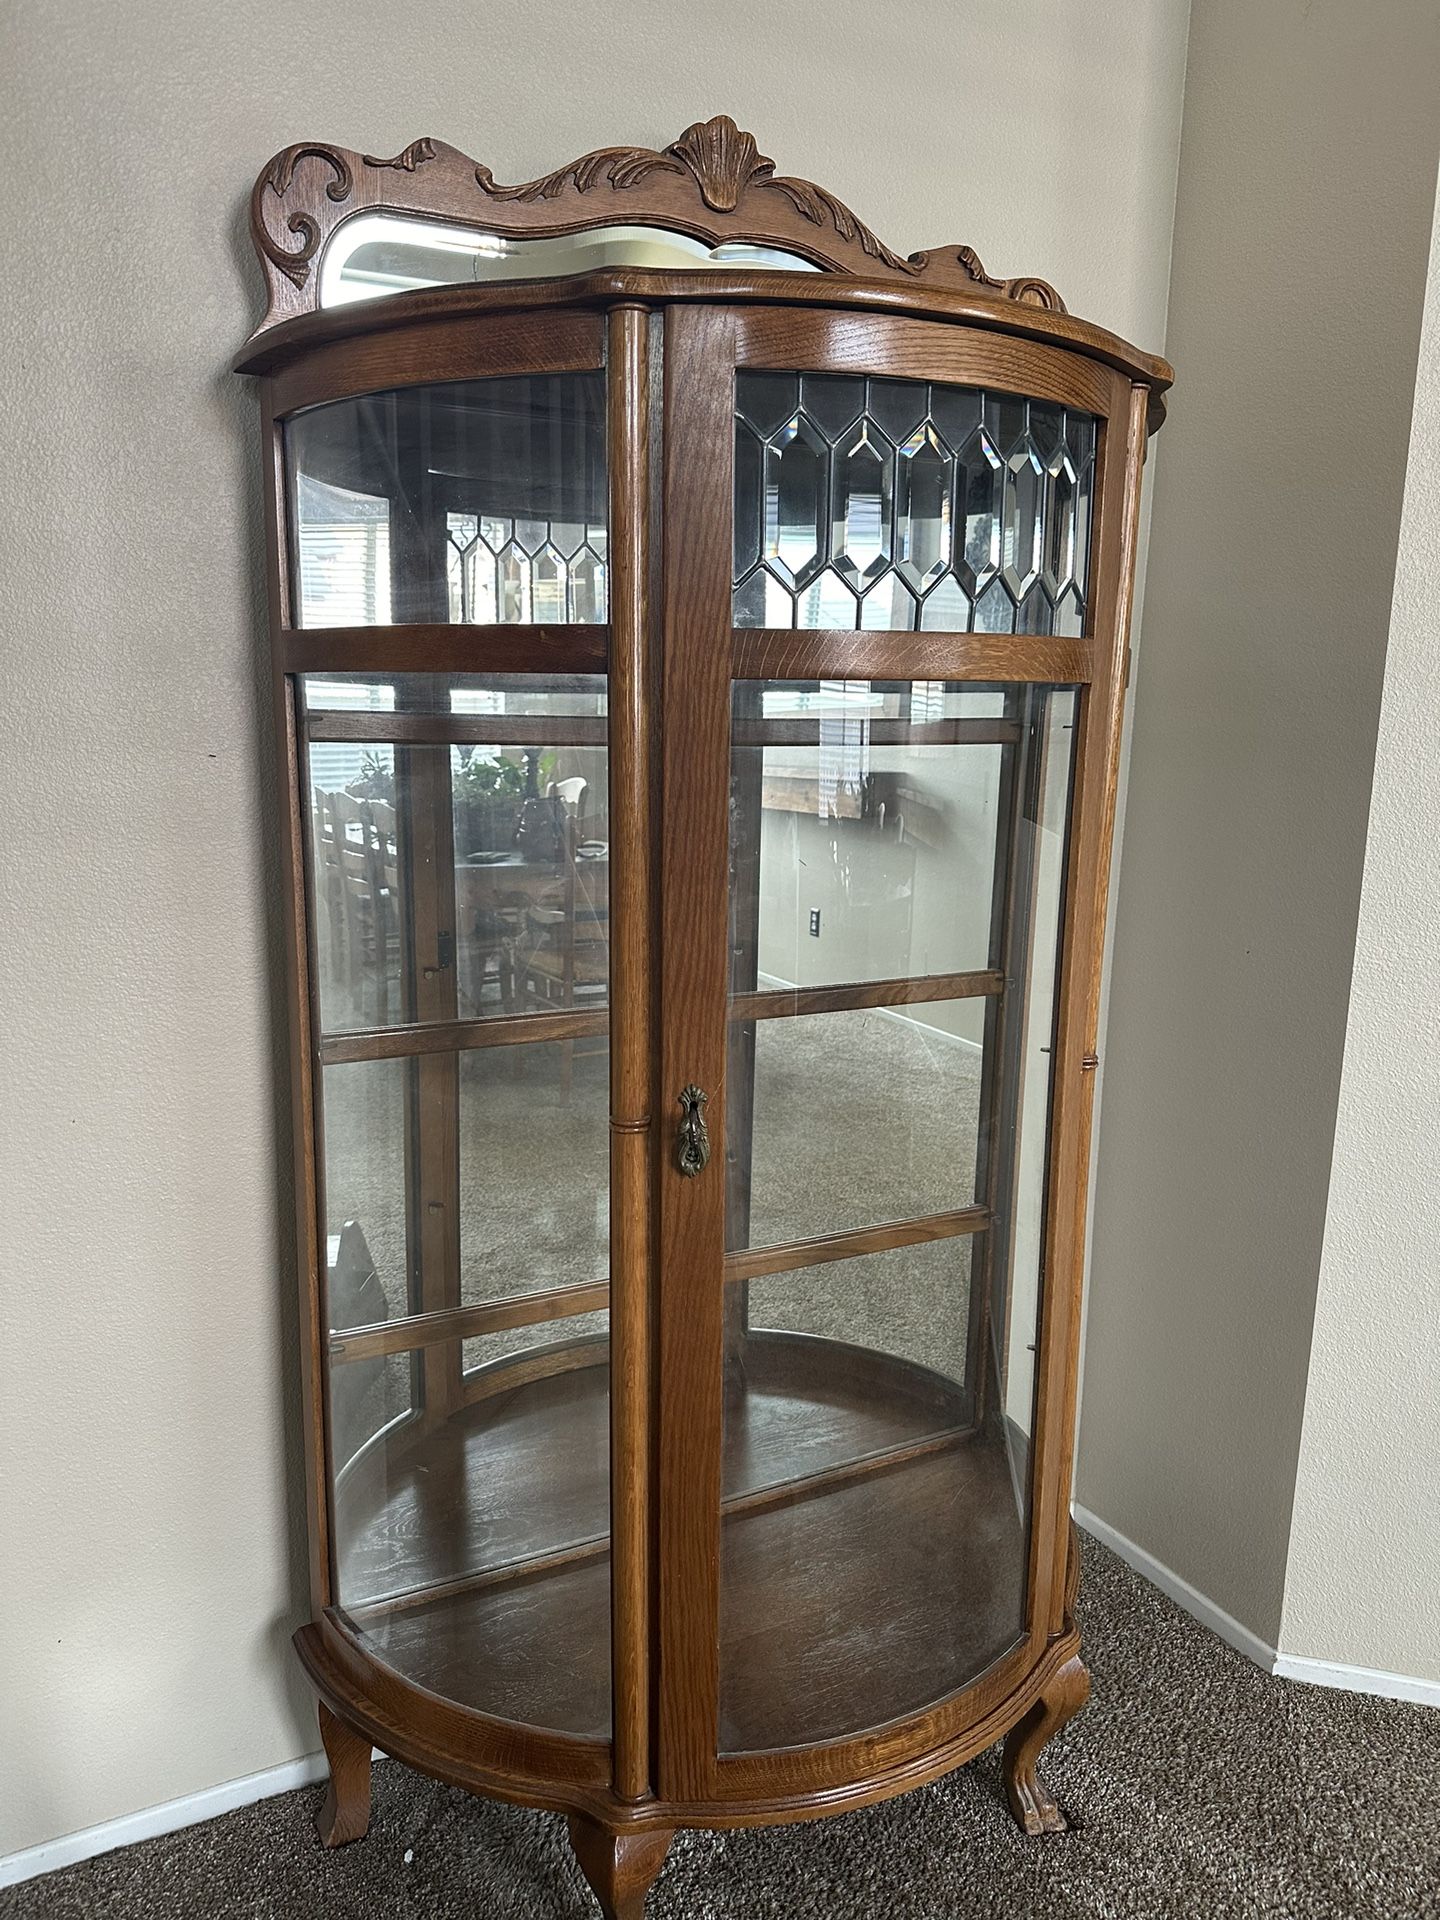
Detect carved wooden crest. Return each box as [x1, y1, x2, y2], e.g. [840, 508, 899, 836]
[246, 115, 1066, 336]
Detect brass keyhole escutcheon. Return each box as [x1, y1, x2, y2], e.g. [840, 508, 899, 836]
[676, 1084, 711, 1178]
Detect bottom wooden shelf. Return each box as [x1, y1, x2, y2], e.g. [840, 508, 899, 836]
[333, 1333, 1028, 1750]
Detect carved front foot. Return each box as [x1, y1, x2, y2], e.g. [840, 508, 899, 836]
[567, 1814, 673, 1920]
[316, 1700, 372, 1848]
[1002, 1652, 1090, 1835]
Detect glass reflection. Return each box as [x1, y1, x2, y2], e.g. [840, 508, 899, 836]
[304, 674, 609, 1037]
[287, 374, 607, 628]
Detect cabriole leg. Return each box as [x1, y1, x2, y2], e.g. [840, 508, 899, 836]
[1002, 1652, 1090, 1835]
[316, 1700, 372, 1848]
[567, 1814, 673, 1920]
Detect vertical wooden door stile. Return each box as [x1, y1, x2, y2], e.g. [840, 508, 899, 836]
[606, 303, 656, 1802]
[655, 306, 737, 1801]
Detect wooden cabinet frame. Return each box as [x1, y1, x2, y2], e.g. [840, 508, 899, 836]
[236, 118, 1169, 1916]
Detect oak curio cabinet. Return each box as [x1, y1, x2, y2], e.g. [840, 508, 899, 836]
[235, 119, 1170, 1917]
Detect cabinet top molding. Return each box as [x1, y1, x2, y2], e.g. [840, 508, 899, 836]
[250, 117, 1065, 310]
[241, 117, 1170, 407]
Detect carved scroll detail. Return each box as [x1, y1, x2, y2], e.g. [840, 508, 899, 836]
[475, 114, 915, 269]
[477, 145, 687, 203]
[253, 144, 354, 289]
[363, 139, 438, 172]
[951, 243, 1067, 314]
[766, 174, 914, 274]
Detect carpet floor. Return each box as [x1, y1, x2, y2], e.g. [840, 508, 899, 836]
[9, 1533, 1438, 1919]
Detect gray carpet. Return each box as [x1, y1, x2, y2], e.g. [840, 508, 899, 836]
[10, 1534, 1438, 1919]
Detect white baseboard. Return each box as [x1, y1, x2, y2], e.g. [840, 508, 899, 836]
[1072, 1502, 1279, 1671]
[0, 1750, 332, 1890]
[1272, 1653, 1440, 1708]
[1074, 1503, 1440, 1709]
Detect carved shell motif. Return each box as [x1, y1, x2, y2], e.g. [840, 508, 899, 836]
[667, 115, 772, 212]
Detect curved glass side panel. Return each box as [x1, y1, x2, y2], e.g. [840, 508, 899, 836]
[286, 374, 607, 627]
[719, 677, 1077, 1753]
[316, 671, 612, 1739]
[734, 372, 1096, 636]
[321, 214, 820, 307]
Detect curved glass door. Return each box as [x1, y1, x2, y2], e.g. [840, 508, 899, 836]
[287, 373, 615, 1738]
[287, 374, 608, 628]
[716, 369, 1089, 1752]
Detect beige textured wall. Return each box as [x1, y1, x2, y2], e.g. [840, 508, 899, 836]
[1279, 177, 1440, 1683]
[1076, 0, 1440, 1644]
[0, 0, 1190, 1860]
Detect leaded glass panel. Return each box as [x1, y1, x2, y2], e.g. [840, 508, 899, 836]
[734, 373, 1096, 636]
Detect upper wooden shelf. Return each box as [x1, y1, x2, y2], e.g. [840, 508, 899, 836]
[232, 116, 1173, 417]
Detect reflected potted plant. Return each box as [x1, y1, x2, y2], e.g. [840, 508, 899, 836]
[346, 749, 394, 805]
[453, 749, 549, 855]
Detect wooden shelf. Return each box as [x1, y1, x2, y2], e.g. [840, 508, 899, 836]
[333, 1333, 1026, 1746]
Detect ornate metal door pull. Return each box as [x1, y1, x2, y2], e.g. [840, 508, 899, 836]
[676, 1084, 711, 1177]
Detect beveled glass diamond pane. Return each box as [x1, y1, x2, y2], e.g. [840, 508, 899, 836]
[919, 576, 971, 631]
[896, 426, 952, 596]
[763, 569, 796, 627]
[1064, 410, 1094, 470]
[734, 568, 768, 627]
[867, 379, 927, 443]
[860, 577, 916, 630]
[735, 421, 764, 578]
[832, 424, 893, 589]
[1017, 583, 1054, 636]
[1073, 457, 1095, 601]
[448, 512, 479, 553]
[738, 371, 800, 437]
[1053, 587, 1084, 637]
[549, 520, 586, 560]
[533, 546, 566, 623]
[930, 385, 982, 451]
[974, 579, 1015, 634]
[454, 545, 500, 625]
[1001, 441, 1045, 600]
[514, 517, 548, 557]
[801, 375, 866, 441]
[1041, 452, 1078, 601]
[797, 568, 858, 629]
[764, 415, 827, 589]
[992, 395, 1027, 451]
[498, 544, 530, 622]
[1028, 403, 1063, 460]
[956, 430, 1002, 597]
[571, 548, 606, 623]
